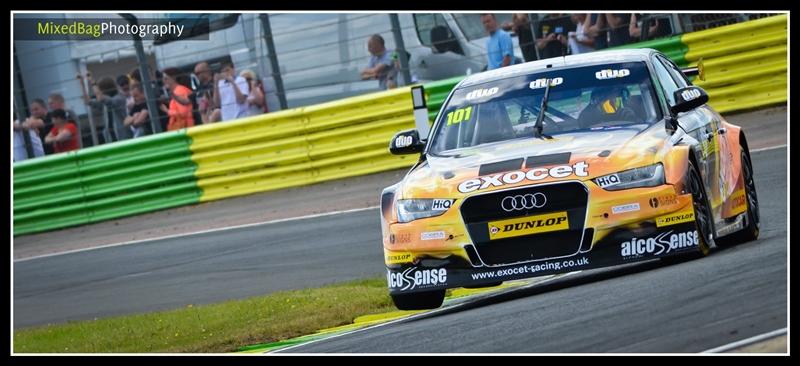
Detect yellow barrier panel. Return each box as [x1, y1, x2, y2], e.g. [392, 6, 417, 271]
[189, 87, 417, 202]
[683, 14, 787, 113]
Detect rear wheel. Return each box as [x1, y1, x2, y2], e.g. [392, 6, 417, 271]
[391, 289, 446, 310]
[718, 150, 760, 246]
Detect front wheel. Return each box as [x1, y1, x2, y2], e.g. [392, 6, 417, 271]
[391, 289, 446, 310]
[689, 160, 715, 255]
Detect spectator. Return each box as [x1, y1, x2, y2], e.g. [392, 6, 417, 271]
[360, 34, 398, 90]
[511, 14, 537, 63]
[568, 14, 595, 55]
[213, 62, 250, 122]
[629, 14, 670, 41]
[124, 83, 151, 138]
[604, 13, 633, 47]
[586, 13, 609, 50]
[481, 13, 514, 70]
[159, 68, 195, 131]
[47, 93, 79, 122]
[240, 69, 267, 117]
[129, 67, 170, 132]
[535, 14, 575, 59]
[78, 72, 131, 142]
[44, 109, 80, 153]
[117, 74, 133, 113]
[194, 61, 221, 123]
[13, 118, 45, 162]
[19, 98, 54, 154]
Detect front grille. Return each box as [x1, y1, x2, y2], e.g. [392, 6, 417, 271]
[460, 182, 589, 266]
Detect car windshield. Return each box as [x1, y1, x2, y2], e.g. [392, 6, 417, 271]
[427, 62, 662, 156]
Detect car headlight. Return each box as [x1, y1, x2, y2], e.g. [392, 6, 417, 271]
[396, 199, 454, 223]
[593, 163, 665, 190]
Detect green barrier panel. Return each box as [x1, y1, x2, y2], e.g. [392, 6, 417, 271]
[13, 131, 200, 236]
[13, 151, 88, 235]
[424, 76, 466, 121]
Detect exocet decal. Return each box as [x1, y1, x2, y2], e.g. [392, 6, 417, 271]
[529, 77, 564, 89]
[595, 69, 630, 80]
[465, 87, 499, 100]
[387, 267, 447, 291]
[458, 162, 589, 193]
[681, 88, 702, 101]
[620, 230, 699, 259]
[394, 135, 413, 148]
[431, 199, 454, 211]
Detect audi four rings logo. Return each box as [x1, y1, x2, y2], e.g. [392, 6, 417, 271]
[501, 193, 547, 212]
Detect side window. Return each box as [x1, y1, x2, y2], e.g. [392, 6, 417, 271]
[413, 14, 463, 55]
[651, 56, 680, 106]
[658, 55, 690, 88]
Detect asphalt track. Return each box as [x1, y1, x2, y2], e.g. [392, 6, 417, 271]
[14, 146, 787, 352]
[280, 148, 788, 353]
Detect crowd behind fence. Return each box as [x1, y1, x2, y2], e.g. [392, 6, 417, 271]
[12, 12, 778, 163]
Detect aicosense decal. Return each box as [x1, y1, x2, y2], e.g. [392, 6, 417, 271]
[620, 229, 699, 259]
[387, 267, 447, 291]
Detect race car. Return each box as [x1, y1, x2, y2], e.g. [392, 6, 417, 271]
[381, 48, 760, 310]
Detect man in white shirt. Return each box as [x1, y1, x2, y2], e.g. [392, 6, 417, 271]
[213, 62, 250, 121]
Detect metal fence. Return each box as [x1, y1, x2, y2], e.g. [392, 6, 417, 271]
[12, 12, 779, 162]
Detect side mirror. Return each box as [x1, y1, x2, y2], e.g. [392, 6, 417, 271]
[389, 129, 425, 155]
[681, 57, 706, 82]
[670, 86, 709, 115]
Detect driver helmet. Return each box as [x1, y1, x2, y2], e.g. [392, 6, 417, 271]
[591, 86, 629, 115]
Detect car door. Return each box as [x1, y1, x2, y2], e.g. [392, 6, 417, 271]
[651, 55, 724, 214]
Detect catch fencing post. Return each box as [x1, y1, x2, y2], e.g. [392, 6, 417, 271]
[119, 13, 162, 134]
[389, 14, 412, 86]
[259, 14, 288, 110]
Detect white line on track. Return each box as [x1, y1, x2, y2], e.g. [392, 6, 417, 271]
[271, 271, 583, 354]
[750, 144, 787, 153]
[701, 327, 787, 353]
[14, 206, 379, 263]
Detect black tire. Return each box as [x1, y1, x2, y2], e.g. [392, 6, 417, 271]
[718, 150, 760, 246]
[688, 160, 715, 255]
[391, 289, 446, 310]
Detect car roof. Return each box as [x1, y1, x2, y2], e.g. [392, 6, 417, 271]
[457, 48, 658, 88]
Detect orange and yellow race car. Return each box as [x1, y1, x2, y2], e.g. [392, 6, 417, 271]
[381, 49, 759, 310]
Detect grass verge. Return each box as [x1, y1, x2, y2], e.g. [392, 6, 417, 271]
[14, 277, 396, 353]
